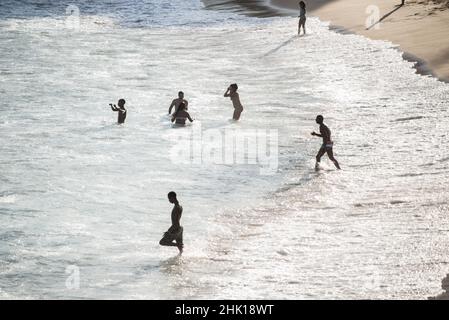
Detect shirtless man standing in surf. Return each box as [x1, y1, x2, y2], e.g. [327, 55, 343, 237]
[159, 191, 184, 253]
[311, 115, 341, 170]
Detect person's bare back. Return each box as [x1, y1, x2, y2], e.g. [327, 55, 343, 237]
[224, 84, 243, 121]
[169, 204, 182, 233]
[171, 103, 193, 126]
[319, 123, 332, 145]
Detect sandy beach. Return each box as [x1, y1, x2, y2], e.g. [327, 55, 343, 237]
[204, 0, 449, 82]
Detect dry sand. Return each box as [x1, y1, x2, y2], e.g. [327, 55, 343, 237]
[270, 0, 449, 82]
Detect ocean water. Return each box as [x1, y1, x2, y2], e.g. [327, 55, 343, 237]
[0, 0, 448, 299]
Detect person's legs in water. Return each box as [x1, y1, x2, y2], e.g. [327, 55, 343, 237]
[315, 146, 326, 169]
[326, 147, 341, 170]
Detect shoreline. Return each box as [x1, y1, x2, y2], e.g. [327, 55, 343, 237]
[202, 0, 449, 83]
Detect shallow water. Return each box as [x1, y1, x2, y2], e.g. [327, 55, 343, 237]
[0, 0, 448, 299]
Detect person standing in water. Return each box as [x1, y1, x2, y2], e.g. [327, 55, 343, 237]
[110, 99, 127, 124]
[298, 1, 307, 36]
[168, 91, 189, 115]
[171, 103, 194, 126]
[159, 191, 184, 253]
[224, 83, 244, 121]
[311, 115, 341, 170]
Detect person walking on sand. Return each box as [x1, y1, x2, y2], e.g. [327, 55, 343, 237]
[224, 83, 244, 121]
[110, 98, 127, 124]
[298, 1, 307, 35]
[159, 191, 184, 253]
[311, 115, 341, 170]
[168, 91, 189, 115]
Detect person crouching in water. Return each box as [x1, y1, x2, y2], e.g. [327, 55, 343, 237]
[110, 99, 127, 124]
[298, 1, 307, 35]
[224, 83, 244, 121]
[171, 103, 193, 126]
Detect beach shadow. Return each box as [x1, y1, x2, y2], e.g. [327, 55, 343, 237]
[262, 35, 298, 57]
[366, 4, 404, 30]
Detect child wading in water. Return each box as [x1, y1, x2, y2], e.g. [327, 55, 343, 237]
[298, 1, 307, 35]
[224, 83, 244, 121]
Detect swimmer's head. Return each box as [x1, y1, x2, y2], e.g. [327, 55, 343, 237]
[230, 84, 238, 92]
[118, 99, 126, 107]
[299, 1, 306, 9]
[316, 115, 324, 124]
[178, 91, 184, 99]
[168, 191, 177, 203]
